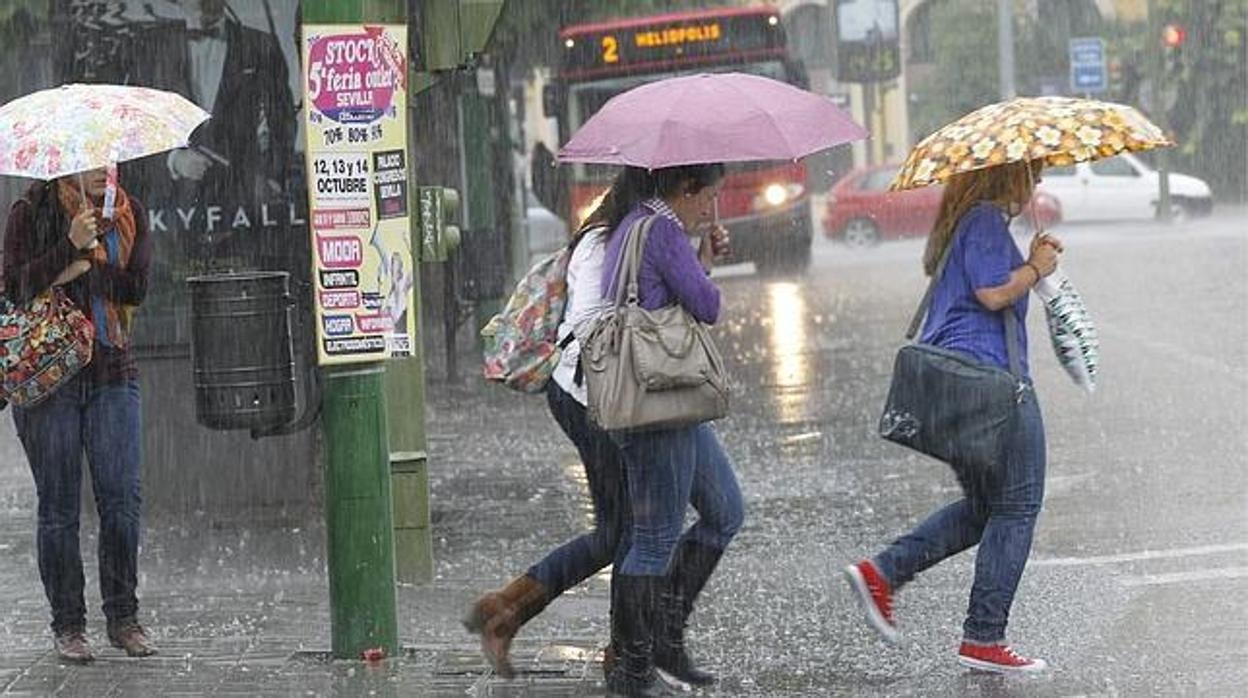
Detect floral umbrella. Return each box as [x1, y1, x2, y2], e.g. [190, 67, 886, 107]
[891, 96, 1171, 190]
[0, 83, 209, 180]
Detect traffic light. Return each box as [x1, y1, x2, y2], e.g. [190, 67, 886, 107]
[1161, 23, 1185, 77]
[417, 186, 461, 263]
[1161, 23, 1186, 49]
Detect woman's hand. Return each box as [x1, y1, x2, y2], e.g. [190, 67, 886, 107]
[697, 224, 731, 271]
[1027, 232, 1062, 278]
[708, 224, 731, 260]
[52, 259, 92, 286]
[68, 208, 100, 250]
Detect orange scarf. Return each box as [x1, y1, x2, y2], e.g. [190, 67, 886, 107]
[56, 179, 138, 348]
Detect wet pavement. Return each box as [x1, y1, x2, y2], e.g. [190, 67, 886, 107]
[1, 208, 1246, 696]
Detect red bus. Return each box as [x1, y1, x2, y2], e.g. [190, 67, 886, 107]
[543, 6, 815, 273]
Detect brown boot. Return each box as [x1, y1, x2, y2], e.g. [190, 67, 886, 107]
[108, 622, 158, 657]
[464, 575, 550, 679]
[54, 629, 94, 663]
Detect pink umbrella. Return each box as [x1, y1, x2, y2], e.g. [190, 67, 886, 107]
[557, 72, 868, 168]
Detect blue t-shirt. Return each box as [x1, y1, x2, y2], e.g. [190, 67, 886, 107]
[920, 202, 1030, 378]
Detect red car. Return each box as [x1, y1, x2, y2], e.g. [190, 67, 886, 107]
[822, 164, 1063, 247]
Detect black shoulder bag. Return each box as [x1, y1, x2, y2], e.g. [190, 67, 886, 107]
[878, 235, 1028, 502]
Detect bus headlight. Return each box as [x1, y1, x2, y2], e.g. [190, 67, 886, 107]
[755, 183, 804, 210]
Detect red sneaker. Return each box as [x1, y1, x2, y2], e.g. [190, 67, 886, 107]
[844, 560, 898, 643]
[957, 642, 1047, 673]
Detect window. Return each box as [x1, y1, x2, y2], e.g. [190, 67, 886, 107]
[1045, 165, 1077, 177]
[1090, 157, 1139, 177]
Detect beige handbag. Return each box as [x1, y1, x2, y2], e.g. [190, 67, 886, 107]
[581, 215, 731, 432]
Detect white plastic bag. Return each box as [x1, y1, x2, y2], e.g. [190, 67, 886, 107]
[1034, 267, 1099, 393]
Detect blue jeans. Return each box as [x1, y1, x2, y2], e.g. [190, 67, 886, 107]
[873, 391, 1046, 644]
[12, 374, 143, 634]
[613, 424, 744, 577]
[527, 382, 629, 592]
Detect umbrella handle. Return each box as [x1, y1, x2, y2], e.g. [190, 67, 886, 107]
[1026, 164, 1044, 236]
[76, 172, 99, 250]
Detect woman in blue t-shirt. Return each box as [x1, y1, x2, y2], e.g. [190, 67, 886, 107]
[845, 159, 1062, 674]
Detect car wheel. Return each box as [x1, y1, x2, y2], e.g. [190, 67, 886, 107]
[1170, 197, 1212, 222]
[842, 218, 879, 248]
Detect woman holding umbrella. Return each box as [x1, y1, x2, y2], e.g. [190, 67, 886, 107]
[844, 96, 1171, 674]
[553, 72, 866, 696]
[845, 158, 1059, 673]
[4, 167, 156, 662]
[594, 163, 745, 697]
[0, 83, 208, 663]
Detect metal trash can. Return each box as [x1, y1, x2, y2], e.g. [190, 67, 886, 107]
[188, 271, 296, 431]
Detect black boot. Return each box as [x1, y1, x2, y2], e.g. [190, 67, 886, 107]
[654, 540, 724, 686]
[606, 575, 675, 697]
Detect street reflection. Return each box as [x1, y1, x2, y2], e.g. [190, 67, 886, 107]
[766, 282, 813, 424]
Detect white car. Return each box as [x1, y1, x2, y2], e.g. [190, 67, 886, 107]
[1038, 153, 1213, 222]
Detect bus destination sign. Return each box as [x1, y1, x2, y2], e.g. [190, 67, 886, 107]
[562, 13, 783, 75]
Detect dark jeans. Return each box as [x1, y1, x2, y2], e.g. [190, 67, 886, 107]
[613, 423, 744, 577]
[526, 381, 629, 593]
[873, 390, 1046, 644]
[13, 373, 143, 634]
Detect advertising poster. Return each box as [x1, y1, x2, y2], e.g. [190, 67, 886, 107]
[54, 0, 307, 349]
[302, 24, 414, 365]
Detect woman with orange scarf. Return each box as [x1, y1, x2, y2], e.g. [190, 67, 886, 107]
[3, 167, 155, 663]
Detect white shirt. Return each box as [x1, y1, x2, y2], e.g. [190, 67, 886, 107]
[552, 228, 609, 405]
[188, 25, 228, 112]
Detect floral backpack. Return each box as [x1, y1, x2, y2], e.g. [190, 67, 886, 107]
[481, 245, 575, 393]
[0, 286, 95, 408]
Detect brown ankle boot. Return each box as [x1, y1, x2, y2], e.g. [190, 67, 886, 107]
[54, 629, 94, 663]
[107, 622, 157, 657]
[468, 575, 549, 679]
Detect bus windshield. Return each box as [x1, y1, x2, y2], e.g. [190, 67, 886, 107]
[567, 60, 789, 181]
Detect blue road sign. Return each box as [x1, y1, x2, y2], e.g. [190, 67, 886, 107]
[1069, 37, 1107, 94]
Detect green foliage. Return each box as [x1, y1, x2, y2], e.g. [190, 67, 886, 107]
[909, 0, 1107, 142]
[1104, 1, 1246, 199]
[1159, 0, 1247, 200]
[909, 0, 999, 142]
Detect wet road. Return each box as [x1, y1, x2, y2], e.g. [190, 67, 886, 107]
[688, 208, 1248, 695]
[1, 208, 1245, 696]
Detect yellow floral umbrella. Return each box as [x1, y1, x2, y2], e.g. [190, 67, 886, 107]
[891, 96, 1171, 191]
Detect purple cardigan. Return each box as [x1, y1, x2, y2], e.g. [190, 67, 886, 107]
[601, 204, 720, 324]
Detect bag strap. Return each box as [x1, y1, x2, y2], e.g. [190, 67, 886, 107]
[611, 215, 657, 309]
[907, 232, 1023, 379]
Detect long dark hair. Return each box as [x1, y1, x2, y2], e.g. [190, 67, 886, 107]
[3, 181, 68, 304]
[578, 163, 725, 240]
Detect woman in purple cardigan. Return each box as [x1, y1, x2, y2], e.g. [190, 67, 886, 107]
[599, 164, 744, 697]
